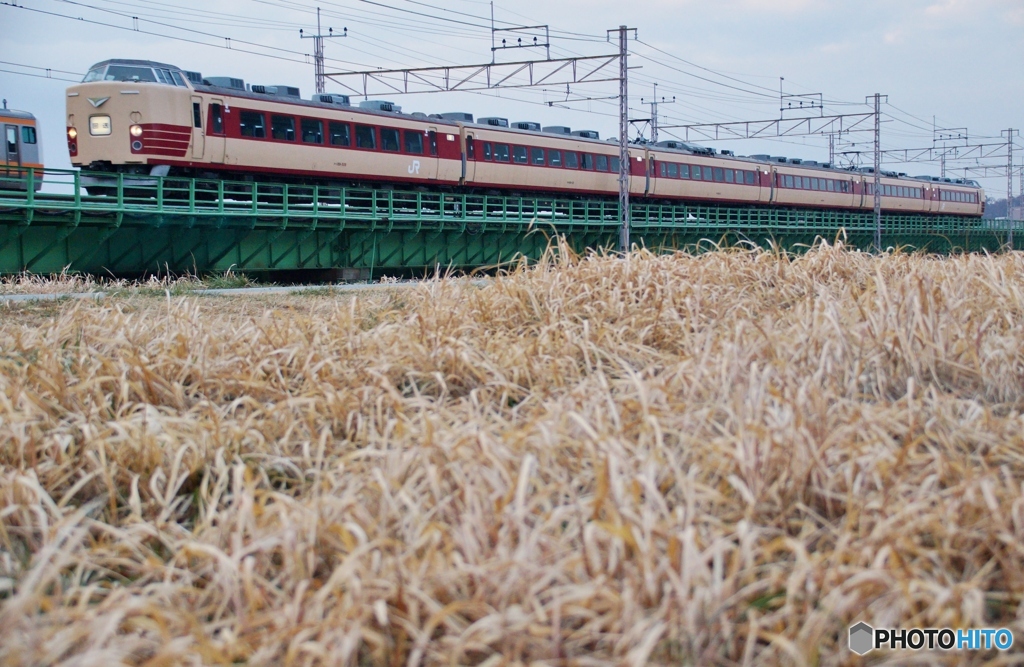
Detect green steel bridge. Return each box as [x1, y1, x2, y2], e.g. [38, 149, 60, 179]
[0, 168, 1018, 277]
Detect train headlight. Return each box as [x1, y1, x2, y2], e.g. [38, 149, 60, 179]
[130, 124, 143, 137]
[67, 127, 78, 139]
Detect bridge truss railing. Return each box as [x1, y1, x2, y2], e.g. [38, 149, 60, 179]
[0, 168, 1019, 275]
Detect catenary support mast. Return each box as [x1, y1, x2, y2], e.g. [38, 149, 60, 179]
[870, 93, 887, 252]
[609, 25, 635, 253]
[300, 8, 346, 95]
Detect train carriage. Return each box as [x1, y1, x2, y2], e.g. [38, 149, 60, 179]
[65, 59, 985, 217]
[1, 108, 43, 191]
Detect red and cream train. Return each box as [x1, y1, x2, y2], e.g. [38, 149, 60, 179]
[65, 59, 984, 216]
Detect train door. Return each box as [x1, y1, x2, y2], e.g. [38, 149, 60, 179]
[458, 124, 476, 185]
[190, 96, 205, 160]
[4, 124, 20, 177]
[207, 100, 226, 164]
[425, 127, 439, 180]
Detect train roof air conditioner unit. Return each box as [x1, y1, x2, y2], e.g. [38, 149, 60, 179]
[513, 121, 541, 131]
[571, 130, 600, 139]
[184, 70, 203, 85]
[312, 93, 350, 105]
[478, 117, 509, 127]
[270, 86, 300, 98]
[543, 126, 572, 135]
[206, 77, 245, 90]
[438, 112, 474, 122]
[358, 100, 401, 113]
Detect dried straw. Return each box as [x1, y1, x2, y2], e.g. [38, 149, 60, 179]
[2, 240, 1024, 665]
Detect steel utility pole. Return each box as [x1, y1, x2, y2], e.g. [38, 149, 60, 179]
[1004, 128, 1018, 248]
[608, 25, 636, 253]
[643, 83, 675, 144]
[868, 93, 887, 252]
[300, 8, 347, 95]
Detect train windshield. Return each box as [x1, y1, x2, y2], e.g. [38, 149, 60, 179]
[82, 64, 188, 86]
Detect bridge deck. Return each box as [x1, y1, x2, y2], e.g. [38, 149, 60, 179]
[0, 169, 1017, 275]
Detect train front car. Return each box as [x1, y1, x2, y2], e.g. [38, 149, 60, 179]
[66, 59, 195, 186]
[1, 108, 43, 191]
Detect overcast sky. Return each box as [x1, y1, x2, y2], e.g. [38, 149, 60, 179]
[2, 0, 1021, 194]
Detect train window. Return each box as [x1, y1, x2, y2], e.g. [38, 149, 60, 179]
[192, 103, 203, 129]
[467, 137, 475, 159]
[301, 118, 323, 144]
[170, 71, 186, 87]
[381, 128, 400, 152]
[329, 121, 350, 146]
[676, 164, 687, 179]
[404, 130, 423, 154]
[271, 115, 295, 141]
[582, 154, 594, 170]
[494, 144, 510, 162]
[725, 169, 734, 184]
[785, 175, 794, 188]
[531, 147, 545, 165]
[596, 155, 609, 171]
[712, 167, 724, 182]
[429, 131, 438, 156]
[693, 166, 703, 181]
[745, 171, 756, 185]
[611, 157, 620, 172]
[659, 162, 667, 177]
[666, 163, 677, 178]
[549, 150, 562, 167]
[355, 125, 376, 149]
[239, 111, 266, 138]
[513, 146, 528, 164]
[21, 127, 36, 144]
[564, 152, 578, 169]
[5, 127, 15, 154]
[210, 104, 224, 134]
[703, 166, 713, 181]
[83, 67, 105, 83]
[483, 142, 492, 160]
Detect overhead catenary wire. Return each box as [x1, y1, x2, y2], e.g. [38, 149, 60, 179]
[7, 0, 1010, 188]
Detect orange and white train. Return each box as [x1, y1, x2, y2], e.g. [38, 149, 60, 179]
[2, 107, 43, 191]
[65, 59, 984, 216]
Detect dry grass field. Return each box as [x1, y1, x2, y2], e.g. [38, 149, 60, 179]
[2, 241, 1024, 666]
